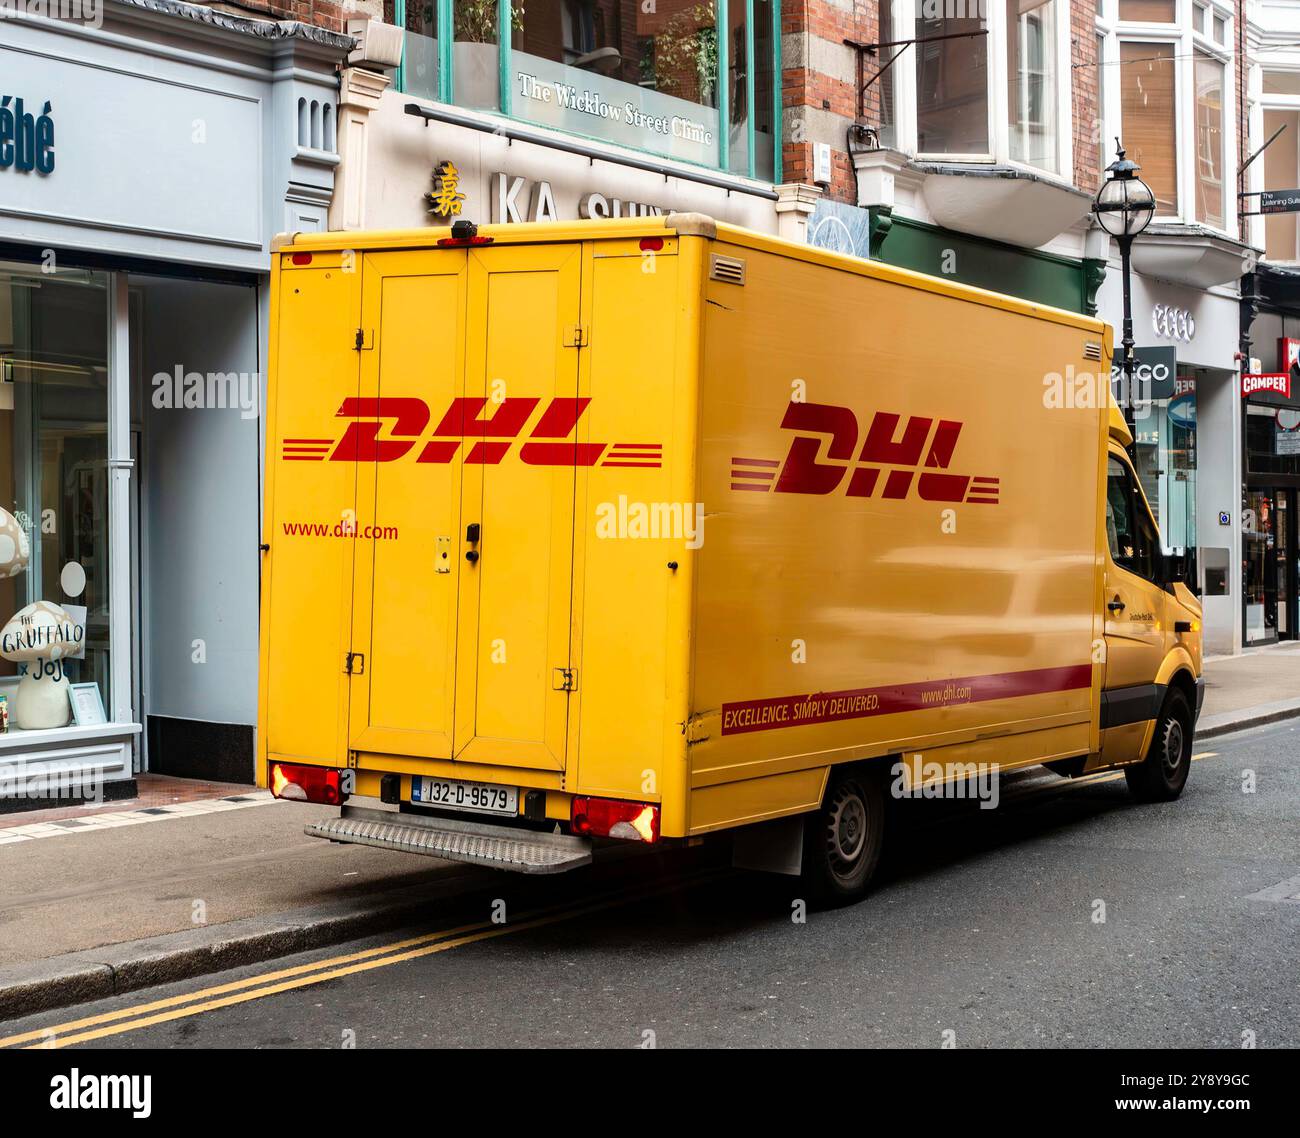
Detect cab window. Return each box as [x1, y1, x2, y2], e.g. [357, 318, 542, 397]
[1106, 454, 1161, 582]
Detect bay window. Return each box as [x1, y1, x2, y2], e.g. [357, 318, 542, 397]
[1193, 52, 1225, 230]
[1007, 0, 1061, 174]
[1261, 105, 1300, 262]
[1119, 41, 1178, 215]
[389, 0, 781, 180]
[915, 9, 989, 155]
[1097, 0, 1234, 232]
[883, 0, 1069, 177]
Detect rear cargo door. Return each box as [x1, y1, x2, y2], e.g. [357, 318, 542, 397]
[452, 245, 583, 771]
[346, 243, 581, 772]
[347, 250, 468, 759]
[264, 255, 363, 768]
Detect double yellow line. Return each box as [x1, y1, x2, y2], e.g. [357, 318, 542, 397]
[0, 867, 727, 1050]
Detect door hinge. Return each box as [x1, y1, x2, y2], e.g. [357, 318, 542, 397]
[562, 324, 588, 348]
[552, 667, 578, 692]
[354, 327, 374, 351]
[345, 651, 366, 675]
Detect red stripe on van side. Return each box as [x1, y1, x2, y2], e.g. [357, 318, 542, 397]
[719, 664, 1093, 736]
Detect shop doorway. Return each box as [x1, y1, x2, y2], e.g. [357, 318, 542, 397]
[1243, 486, 1296, 644]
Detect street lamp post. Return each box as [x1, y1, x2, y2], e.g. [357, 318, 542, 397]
[1093, 140, 1156, 443]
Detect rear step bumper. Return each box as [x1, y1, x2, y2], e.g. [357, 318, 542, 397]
[305, 805, 593, 874]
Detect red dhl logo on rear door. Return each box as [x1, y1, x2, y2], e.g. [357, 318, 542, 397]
[732, 402, 999, 505]
[281, 397, 660, 468]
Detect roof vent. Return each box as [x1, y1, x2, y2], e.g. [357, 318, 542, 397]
[709, 254, 746, 285]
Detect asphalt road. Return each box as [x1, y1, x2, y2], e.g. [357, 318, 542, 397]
[4, 719, 1299, 1049]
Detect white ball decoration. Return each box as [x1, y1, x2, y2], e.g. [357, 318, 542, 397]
[0, 507, 30, 579]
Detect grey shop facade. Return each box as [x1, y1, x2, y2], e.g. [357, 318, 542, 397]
[0, 2, 349, 804]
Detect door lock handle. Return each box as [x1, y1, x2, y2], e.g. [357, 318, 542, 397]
[1107, 597, 1126, 613]
[465, 522, 480, 563]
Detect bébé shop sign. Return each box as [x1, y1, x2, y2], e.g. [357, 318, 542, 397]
[0, 94, 55, 175]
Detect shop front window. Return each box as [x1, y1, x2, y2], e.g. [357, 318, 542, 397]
[1243, 488, 1281, 644]
[1131, 374, 1197, 583]
[1244, 405, 1300, 644]
[0, 264, 111, 735]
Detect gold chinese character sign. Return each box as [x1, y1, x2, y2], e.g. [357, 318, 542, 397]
[427, 160, 466, 220]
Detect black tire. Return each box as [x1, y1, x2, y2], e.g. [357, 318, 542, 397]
[1125, 687, 1193, 803]
[801, 769, 886, 906]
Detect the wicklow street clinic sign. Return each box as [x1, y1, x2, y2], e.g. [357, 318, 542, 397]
[510, 51, 719, 167]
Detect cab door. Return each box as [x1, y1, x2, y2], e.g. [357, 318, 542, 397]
[1100, 449, 1167, 762]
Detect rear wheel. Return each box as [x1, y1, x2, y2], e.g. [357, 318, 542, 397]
[802, 770, 885, 906]
[1125, 687, 1193, 803]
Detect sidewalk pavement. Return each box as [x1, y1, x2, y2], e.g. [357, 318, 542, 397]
[1198, 640, 1300, 737]
[0, 646, 1296, 1019]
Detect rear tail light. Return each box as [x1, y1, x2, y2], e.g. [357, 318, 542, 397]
[570, 797, 660, 843]
[269, 761, 346, 806]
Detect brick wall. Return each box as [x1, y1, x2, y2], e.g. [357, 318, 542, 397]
[210, 0, 377, 34]
[782, 0, 871, 202]
[1071, 0, 1100, 197]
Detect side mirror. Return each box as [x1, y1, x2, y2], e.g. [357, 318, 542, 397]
[1163, 551, 1187, 589]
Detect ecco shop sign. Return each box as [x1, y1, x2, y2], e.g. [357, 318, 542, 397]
[491, 172, 664, 225]
[1152, 303, 1195, 343]
[0, 95, 55, 175]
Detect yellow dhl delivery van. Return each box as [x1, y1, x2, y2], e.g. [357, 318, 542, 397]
[258, 214, 1203, 903]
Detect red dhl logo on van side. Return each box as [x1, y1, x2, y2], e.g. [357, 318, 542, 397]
[280, 397, 661, 468]
[732, 402, 999, 504]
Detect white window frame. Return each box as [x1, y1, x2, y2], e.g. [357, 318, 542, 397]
[1096, 0, 1237, 234]
[1250, 63, 1300, 261]
[885, 0, 1074, 183]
